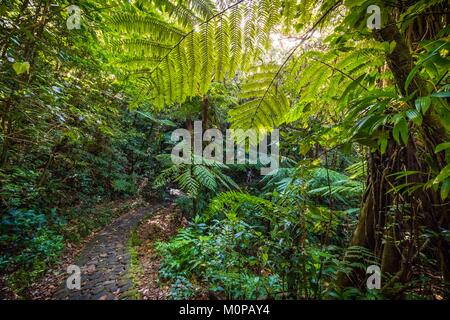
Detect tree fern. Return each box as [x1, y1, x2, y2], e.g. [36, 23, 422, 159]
[215, 15, 230, 82]
[228, 63, 290, 131]
[112, 38, 174, 59]
[306, 167, 363, 205]
[199, 21, 216, 94]
[155, 0, 203, 27]
[227, 1, 344, 130]
[111, 12, 186, 42]
[108, 0, 284, 108]
[286, 44, 385, 112]
[154, 154, 238, 197]
[193, 165, 218, 191]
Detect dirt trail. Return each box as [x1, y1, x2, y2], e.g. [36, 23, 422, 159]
[53, 205, 162, 300]
[131, 204, 185, 299]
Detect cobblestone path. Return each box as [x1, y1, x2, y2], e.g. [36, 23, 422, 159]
[53, 205, 161, 300]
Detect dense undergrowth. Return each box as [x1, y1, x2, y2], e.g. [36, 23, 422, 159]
[0, 199, 138, 297]
[156, 161, 382, 300]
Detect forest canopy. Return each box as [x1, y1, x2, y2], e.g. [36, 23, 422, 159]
[0, 0, 449, 300]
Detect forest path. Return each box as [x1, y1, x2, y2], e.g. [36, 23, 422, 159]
[53, 204, 162, 300]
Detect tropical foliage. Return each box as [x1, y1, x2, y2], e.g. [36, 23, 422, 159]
[0, 0, 449, 300]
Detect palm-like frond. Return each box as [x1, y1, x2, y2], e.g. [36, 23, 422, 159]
[154, 153, 238, 197]
[108, 0, 284, 108]
[111, 12, 186, 42]
[176, 169, 200, 196]
[193, 165, 218, 191]
[208, 191, 274, 215]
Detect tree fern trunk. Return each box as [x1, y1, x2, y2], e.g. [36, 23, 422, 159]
[201, 95, 209, 130]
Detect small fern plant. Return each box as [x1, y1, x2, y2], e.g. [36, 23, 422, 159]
[154, 154, 239, 199]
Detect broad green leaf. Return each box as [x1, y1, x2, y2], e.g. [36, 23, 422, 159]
[435, 142, 450, 153]
[441, 178, 450, 200]
[405, 42, 447, 92]
[389, 170, 422, 179]
[12, 61, 30, 75]
[405, 64, 421, 93]
[434, 164, 450, 184]
[415, 96, 431, 114]
[393, 117, 408, 145]
[431, 91, 450, 98]
[389, 41, 397, 53]
[378, 131, 388, 154]
[406, 109, 422, 126]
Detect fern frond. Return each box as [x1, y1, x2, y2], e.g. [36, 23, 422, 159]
[111, 12, 186, 42]
[199, 21, 216, 95]
[158, 0, 203, 27]
[193, 165, 218, 191]
[208, 191, 274, 215]
[188, 0, 217, 19]
[112, 39, 173, 58]
[176, 169, 200, 196]
[229, 63, 290, 131]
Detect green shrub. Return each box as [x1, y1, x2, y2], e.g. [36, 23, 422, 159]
[157, 191, 359, 299]
[0, 209, 65, 271]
